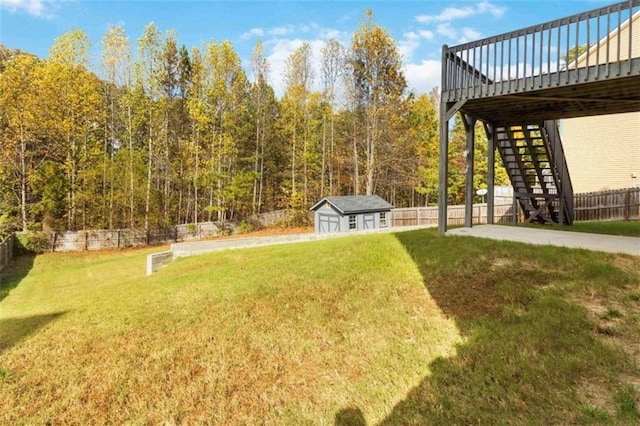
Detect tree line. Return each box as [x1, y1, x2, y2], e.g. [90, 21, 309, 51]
[0, 11, 506, 235]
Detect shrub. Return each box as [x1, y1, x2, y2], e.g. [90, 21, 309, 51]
[284, 209, 311, 227]
[216, 222, 234, 236]
[236, 218, 262, 234]
[0, 207, 20, 239]
[15, 231, 51, 254]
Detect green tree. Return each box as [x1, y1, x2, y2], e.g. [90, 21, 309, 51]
[203, 40, 250, 221]
[249, 41, 276, 215]
[186, 47, 208, 224]
[282, 42, 315, 208]
[0, 53, 42, 230]
[102, 25, 132, 228]
[350, 9, 407, 195]
[408, 91, 440, 206]
[41, 29, 105, 230]
[136, 22, 164, 229]
[321, 38, 344, 196]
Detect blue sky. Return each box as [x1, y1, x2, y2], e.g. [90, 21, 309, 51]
[0, 0, 613, 97]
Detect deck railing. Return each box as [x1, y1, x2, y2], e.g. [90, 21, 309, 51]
[442, 0, 640, 101]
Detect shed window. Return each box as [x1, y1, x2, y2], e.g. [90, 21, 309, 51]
[380, 212, 387, 227]
[349, 215, 357, 230]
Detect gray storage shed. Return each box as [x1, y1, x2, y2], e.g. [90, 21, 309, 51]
[310, 195, 394, 233]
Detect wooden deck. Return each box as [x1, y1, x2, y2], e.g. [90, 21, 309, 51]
[441, 1, 640, 124]
[438, 0, 640, 233]
[442, 58, 640, 125]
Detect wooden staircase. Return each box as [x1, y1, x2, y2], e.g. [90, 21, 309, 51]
[495, 121, 573, 224]
[438, 1, 639, 233]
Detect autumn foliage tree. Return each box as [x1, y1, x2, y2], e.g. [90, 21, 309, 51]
[0, 11, 502, 235]
[349, 10, 407, 197]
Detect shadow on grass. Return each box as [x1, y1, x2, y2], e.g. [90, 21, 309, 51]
[335, 407, 366, 426]
[0, 311, 67, 354]
[335, 228, 635, 424]
[0, 254, 35, 303]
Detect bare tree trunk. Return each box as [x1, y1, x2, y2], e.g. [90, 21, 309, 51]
[252, 116, 260, 215]
[329, 117, 334, 196]
[208, 135, 214, 222]
[194, 126, 199, 224]
[303, 115, 308, 206]
[19, 125, 27, 230]
[216, 133, 223, 223]
[69, 134, 77, 230]
[258, 128, 265, 214]
[291, 120, 297, 196]
[352, 115, 359, 195]
[144, 126, 152, 230]
[177, 156, 184, 224]
[163, 108, 170, 225]
[128, 100, 135, 229]
[321, 114, 326, 196]
[365, 107, 377, 196]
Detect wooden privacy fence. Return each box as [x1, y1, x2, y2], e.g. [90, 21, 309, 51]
[0, 233, 15, 273]
[48, 222, 229, 252]
[392, 204, 516, 227]
[393, 187, 640, 227]
[574, 187, 640, 222]
[13, 210, 294, 253]
[2, 190, 636, 255]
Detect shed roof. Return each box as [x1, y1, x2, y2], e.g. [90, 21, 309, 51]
[310, 195, 394, 215]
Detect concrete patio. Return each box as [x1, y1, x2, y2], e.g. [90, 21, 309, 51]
[447, 225, 639, 256]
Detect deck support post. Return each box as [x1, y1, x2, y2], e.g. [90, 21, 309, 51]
[484, 122, 496, 224]
[462, 113, 477, 228]
[438, 103, 450, 235]
[438, 100, 468, 234]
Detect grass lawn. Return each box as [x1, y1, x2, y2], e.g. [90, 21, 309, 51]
[1, 229, 639, 424]
[524, 220, 640, 237]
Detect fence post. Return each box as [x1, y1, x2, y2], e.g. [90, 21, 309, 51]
[624, 188, 630, 221]
[51, 232, 56, 253]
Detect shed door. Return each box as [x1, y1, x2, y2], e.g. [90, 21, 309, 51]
[363, 214, 375, 230]
[319, 214, 340, 232]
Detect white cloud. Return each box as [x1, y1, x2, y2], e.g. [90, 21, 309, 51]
[436, 23, 457, 40]
[477, 1, 506, 18]
[398, 30, 434, 62]
[459, 27, 482, 43]
[416, 6, 474, 24]
[0, 0, 51, 16]
[240, 27, 265, 40]
[404, 59, 441, 94]
[241, 23, 338, 41]
[404, 31, 420, 41]
[270, 25, 296, 36]
[416, 1, 505, 24]
[418, 30, 434, 41]
[398, 38, 420, 61]
[435, 24, 483, 44]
